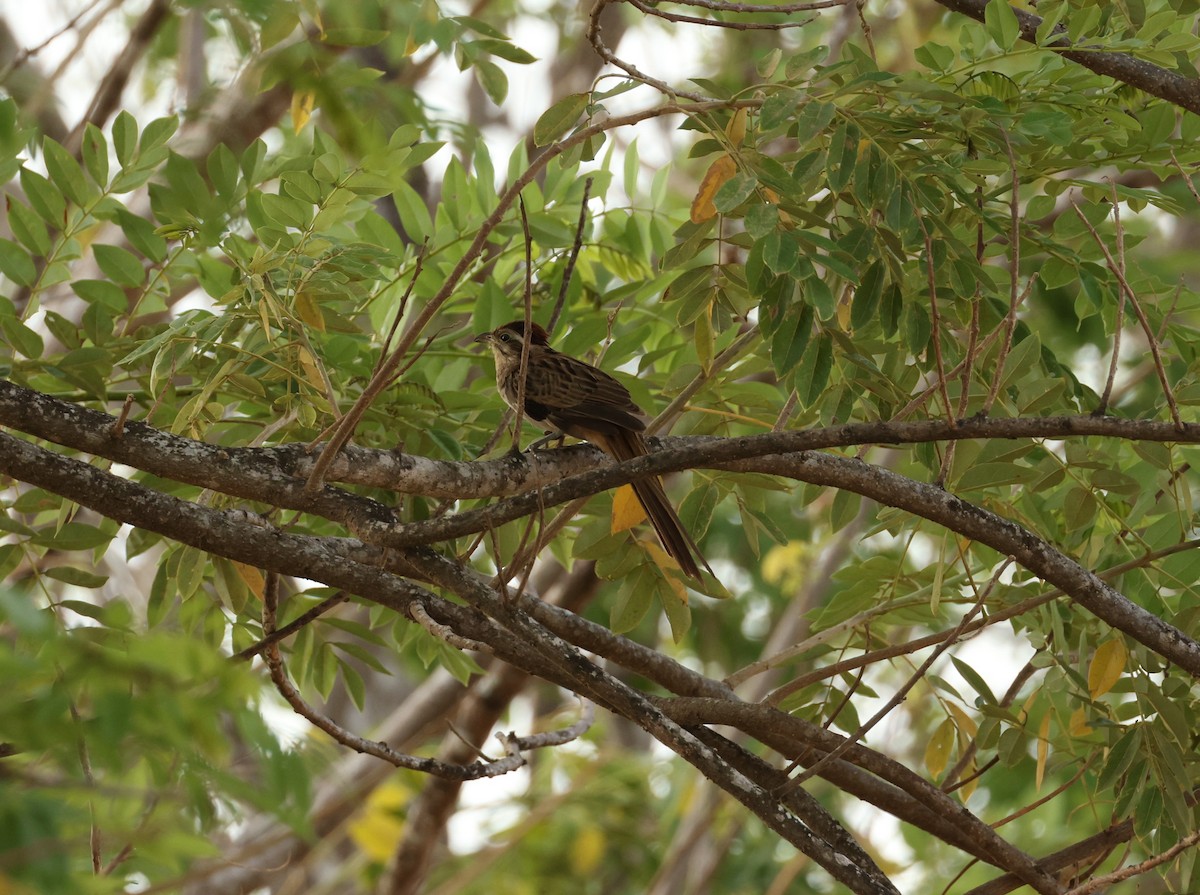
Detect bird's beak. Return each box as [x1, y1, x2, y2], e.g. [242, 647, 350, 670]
[473, 332, 493, 345]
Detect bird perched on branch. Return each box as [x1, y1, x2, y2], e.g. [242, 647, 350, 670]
[474, 319, 710, 581]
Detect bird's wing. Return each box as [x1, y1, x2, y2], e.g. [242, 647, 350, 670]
[524, 350, 646, 434]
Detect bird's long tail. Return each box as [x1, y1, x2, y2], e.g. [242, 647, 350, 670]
[606, 431, 710, 581]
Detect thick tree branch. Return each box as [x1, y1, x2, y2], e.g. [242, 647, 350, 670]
[934, 0, 1200, 115]
[1, 380, 1197, 674]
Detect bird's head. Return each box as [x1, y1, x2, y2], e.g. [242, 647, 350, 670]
[473, 320, 551, 359]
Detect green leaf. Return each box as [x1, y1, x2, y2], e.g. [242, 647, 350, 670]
[94, 244, 145, 287]
[713, 171, 757, 213]
[759, 89, 800, 132]
[851, 260, 884, 330]
[7, 198, 50, 255]
[534, 93, 589, 146]
[0, 237, 36, 285]
[72, 279, 128, 312]
[139, 116, 179, 154]
[762, 231, 800, 275]
[470, 38, 537, 64]
[32, 522, 114, 552]
[795, 331, 833, 406]
[473, 58, 508, 105]
[610, 567, 654, 633]
[81, 123, 109, 187]
[46, 567, 109, 588]
[771, 300, 813, 377]
[914, 42, 956, 72]
[260, 193, 313, 229]
[43, 137, 92, 206]
[744, 203, 778, 239]
[794, 100, 836, 146]
[984, 0, 1022, 51]
[878, 283, 902, 338]
[113, 110, 138, 166]
[391, 180, 433, 242]
[21, 167, 66, 226]
[1, 315, 43, 358]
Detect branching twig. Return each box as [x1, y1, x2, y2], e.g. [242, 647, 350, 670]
[235, 591, 349, 660]
[548, 177, 593, 336]
[1071, 202, 1182, 428]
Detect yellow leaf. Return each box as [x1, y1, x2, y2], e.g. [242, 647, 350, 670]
[762, 541, 807, 592]
[924, 719, 954, 780]
[295, 291, 325, 331]
[643, 541, 688, 602]
[291, 90, 316, 134]
[348, 778, 411, 863]
[1035, 713, 1050, 791]
[571, 826, 606, 875]
[257, 295, 273, 339]
[956, 759, 978, 803]
[946, 702, 978, 738]
[611, 484, 646, 533]
[297, 345, 325, 393]
[1069, 706, 1093, 737]
[232, 562, 265, 601]
[726, 108, 748, 147]
[1088, 639, 1127, 698]
[690, 153, 736, 224]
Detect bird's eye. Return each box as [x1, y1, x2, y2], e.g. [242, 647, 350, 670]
[499, 332, 511, 342]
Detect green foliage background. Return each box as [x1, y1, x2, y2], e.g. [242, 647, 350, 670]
[1, 0, 1199, 892]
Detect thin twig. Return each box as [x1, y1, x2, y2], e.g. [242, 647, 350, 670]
[111, 394, 135, 438]
[259, 573, 524, 779]
[916, 214, 955, 437]
[512, 195, 535, 453]
[375, 241, 429, 374]
[780, 568, 994, 792]
[1071, 203, 1182, 429]
[772, 390, 799, 431]
[235, 591, 349, 660]
[978, 131, 1033, 418]
[649, 325, 758, 435]
[548, 177, 593, 335]
[1096, 182, 1125, 415]
[1064, 828, 1200, 895]
[411, 602, 493, 653]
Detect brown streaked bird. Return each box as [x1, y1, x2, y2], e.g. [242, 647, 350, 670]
[474, 320, 710, 581]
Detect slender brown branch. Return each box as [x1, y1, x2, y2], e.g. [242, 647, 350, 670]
[235, 591, 349, 660]
[547, 176, 593, 336]
[1096, 183, 1126, 414]
[917, 217, 956, 436]
[1071, 203, 1182, 428]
